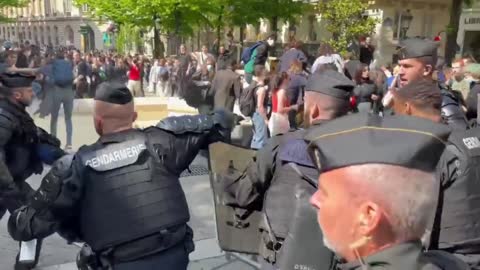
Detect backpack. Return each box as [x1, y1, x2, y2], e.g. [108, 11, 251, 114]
[52, 59, 74, 87]
[159, 67, 169, 82]
[241, 42, 262, 64]
[239, 81, 259, 117]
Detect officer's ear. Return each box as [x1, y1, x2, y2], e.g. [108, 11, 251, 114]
[94, 115, 103, 136]
[132, 111, 138, 123]
[423, 65, 433, 77]
[356, 202, 381, 237]
[11, 89, 22, 100]
[404, 102, 412, 115]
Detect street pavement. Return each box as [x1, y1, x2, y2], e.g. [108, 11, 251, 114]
[0, 112, 260, 270]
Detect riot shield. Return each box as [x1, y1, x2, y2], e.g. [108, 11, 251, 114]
[208, 142, 262, 254]
[278, 183, 336, 270]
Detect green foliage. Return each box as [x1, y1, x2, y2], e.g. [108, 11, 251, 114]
[0, 0, 28, 22]
[75, 0, 306, 54]
[75, 0, 214, 36]
[116, 24, 143, 54]
[317, 0, 378, 55]
[218, 0, 306, 29]
[75, 0, 306, 36]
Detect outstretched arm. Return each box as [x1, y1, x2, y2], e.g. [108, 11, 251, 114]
[8, 155, 84, 242]
[150, 110, 235, 174]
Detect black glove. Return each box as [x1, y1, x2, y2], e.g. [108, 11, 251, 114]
[8, 206, 31, 241]
[211, 109, 236, 143]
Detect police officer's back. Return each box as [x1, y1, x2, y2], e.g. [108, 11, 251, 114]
[223, 69, 354, 269]
[7, 82, 235, 270]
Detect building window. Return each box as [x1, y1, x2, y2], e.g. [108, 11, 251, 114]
[40, 26, 44, 45]
[37, 0, 42, 17]
[54, 25, 59, 45]
[51, 0, 56, 15]
[45, 0, 50, 15]
[308, 15, 317, 42]
[32, 0, 36, 16]
[65, 25, 74, 45]
[33, 26, 38, 44]
[82, 4, 89, 12]
[63, 0, 72, 14]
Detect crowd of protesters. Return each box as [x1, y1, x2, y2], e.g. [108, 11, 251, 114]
[1, 35, 478, 151]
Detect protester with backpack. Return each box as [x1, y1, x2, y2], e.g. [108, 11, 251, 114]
[242, 34, 275, 84]
[51, 51, 74, 151]
[157, 59, 170, 97]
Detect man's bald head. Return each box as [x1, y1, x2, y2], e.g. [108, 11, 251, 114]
[93, 82, 137, 135]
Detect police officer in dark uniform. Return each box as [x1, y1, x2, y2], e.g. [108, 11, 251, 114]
[306, 113, 468, 270]
[223, 69, 354, 270]
[384, 38, 468, 129]
[0, 71, 64, 270]
[390, 79, 480, 269]
[7, 81, 234, 270]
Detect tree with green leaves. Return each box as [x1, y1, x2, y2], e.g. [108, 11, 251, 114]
[445, 0, 477, 65]
[0, 0, 28, 21]
[75, 0, 306, 56]
[74, 0, 214, 57]
[316, 0, 378, 55]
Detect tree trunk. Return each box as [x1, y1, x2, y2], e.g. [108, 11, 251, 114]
[217, 6, 224, 55]
[153, 24, 162, 58]
[271, 16, 278, 38]
[445, 0, 463, 65]
[240, 25, 245, 46]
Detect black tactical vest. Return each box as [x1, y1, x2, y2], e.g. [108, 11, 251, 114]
[440, 85, 468, 130]
[77, 129, 190, 251]
[438, 127, 480, 252]
[0, 99, 42, 181]
[263, 132, 319, 239]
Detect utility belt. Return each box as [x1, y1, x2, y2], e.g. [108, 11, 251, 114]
[259, 214, 284, 265]
[77, 225, 189, 270]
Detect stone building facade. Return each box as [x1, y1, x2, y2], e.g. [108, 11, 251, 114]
[240, 0, 451, 65]
[0, 0, 107, 52]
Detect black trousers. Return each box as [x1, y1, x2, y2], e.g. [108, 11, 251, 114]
[0, 181, 42, 270]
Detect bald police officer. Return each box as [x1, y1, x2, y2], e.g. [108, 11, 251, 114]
[384, 38, 467, 129]
[7, 82, 234, 270]
[307, 113, 468, 270]
[223, 68, 352, 270]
